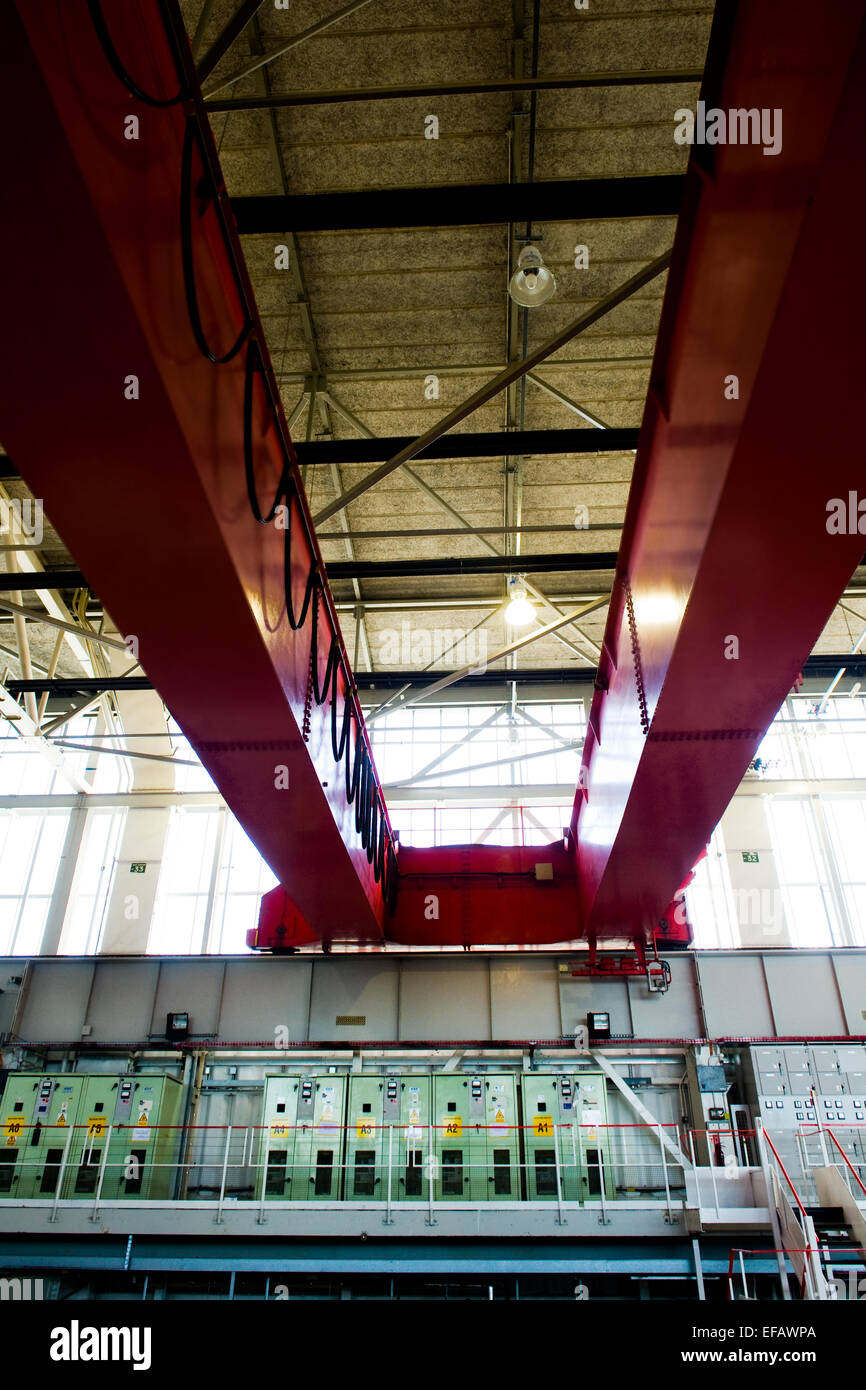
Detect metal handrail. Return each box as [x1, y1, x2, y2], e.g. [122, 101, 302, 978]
[825, 1126, 866, 1198]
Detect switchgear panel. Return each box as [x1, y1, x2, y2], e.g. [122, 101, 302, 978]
[260, 1074, 347, 1201]
[345, 1075, 431, 1202]
[0, 1073, 89, 1198]
[523, 1072, 614, 1202]
[0, 1072, 182, 1200]
[65, 1074, 183, 1200]
[432, 1074, 519, 1201]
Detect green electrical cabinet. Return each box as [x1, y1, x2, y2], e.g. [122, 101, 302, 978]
[345, 1074, 431, 1201]
[260, 1074, 347, 1201]
[521, 1072, 614, 1202]
[64, 1074, 183, 1200]
[0, 1073, 89, 1199]
[573, 1073, 615, 1202]
[432, 1073, 519, 1202]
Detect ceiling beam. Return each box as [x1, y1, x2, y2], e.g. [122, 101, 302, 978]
[232, 176, 685, 233]
[7, 654, 863, 701]
[195, 0, 266, 83]
[206, 68, 704, 110]
[313, 252, 671, 526]
[202, 0, 377, 97]
[317, 522, 623, 541]
[295, 428, 639, 465]
[0, 569, 86, 591]
[326, 552, 618, 580]
[366, 598, 610, 718]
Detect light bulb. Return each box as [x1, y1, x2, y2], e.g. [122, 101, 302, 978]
[504, 578, 535, 627]
[508, 245, 557, 308]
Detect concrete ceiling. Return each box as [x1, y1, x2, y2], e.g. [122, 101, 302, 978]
[1, 0, 864, 694]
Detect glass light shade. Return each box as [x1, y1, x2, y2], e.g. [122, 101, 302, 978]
[508, 245, 557, 308]
[504, 580, 535, 627]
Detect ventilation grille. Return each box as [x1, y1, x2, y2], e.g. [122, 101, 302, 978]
[335, 1015, 366, 1027]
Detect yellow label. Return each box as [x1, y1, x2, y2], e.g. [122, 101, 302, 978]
[356, 1120, 376, 1140]
[86, 1116, 106, 1139]
[533, 1115, 554, 1137]
[270, 1122, 290, 1140]
[4, 1117, 23, 1144]
[442, 1117, 462, 1139]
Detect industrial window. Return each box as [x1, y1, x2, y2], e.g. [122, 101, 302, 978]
[123, 1149, 148, 1196]
[39, 1148, 64, 1195]
[265, 1151, 288, 1195]
[442, 1149, 463, 1194]
[366, 702, 585, 808]
[492, 1148, 511, 1196]
[405, 1150, 422, 1196]
[585, 1147, 602, 1196]
[314, 1149, 334, 1196]
[60, 807, 126, 954]
[353, 1150, 376, 1196]
[0, 1153, 16, 1192]
[534, 1150, 557, 1196]
[74, 1157, 100, 1194]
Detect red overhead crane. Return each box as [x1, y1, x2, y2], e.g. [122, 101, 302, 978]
[1, 1, 864, 959]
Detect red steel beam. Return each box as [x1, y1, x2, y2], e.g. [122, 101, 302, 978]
[251, 847, 693, 951]
[0, 0, 392, 943]
[573, 0, 866, 944]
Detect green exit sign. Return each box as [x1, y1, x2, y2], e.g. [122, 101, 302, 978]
[742, 851, 760, 864]
[130, 863, 147, 874]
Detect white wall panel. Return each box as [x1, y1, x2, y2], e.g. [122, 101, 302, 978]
[150, 959, 224, 1038]
[696, 955, 774, 1037]
[398, 959, 491, 1040]
[490, 958, 560, 1038]
[309, 958, 397, 1039]
[762, 953, 846, 1036]
[14, 960, 93, 1041]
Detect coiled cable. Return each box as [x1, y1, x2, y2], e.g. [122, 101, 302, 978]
[88, 3, 397, 909]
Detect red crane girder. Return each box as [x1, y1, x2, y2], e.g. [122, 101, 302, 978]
[573, 0, 866, 943]
[0, 0, 394, 944]
[2, 1, 864, 959]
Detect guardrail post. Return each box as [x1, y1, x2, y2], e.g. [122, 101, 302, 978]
[257, 1127, 270, 1226]
[597, 1132, 610, 1226]
[384, 1124, 394, 1226]
[553, 1123, 566, 1226]
[706, 1135, 721, 1220]
[755, 1120, 792, 1301]
[215, 1126, 233, 1225]
[425, 1123, 437, 1227]
[90, 1124, 113, 1222]
[49, 1125, 75, 1224]
[658, 1122, 673, 1223]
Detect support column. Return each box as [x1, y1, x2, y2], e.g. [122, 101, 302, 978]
[720, 796, 792, 948]
[100, 649, 176, 954]
[40, 797, 88, 955]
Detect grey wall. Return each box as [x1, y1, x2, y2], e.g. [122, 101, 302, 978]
[1, 949, 864, 1048]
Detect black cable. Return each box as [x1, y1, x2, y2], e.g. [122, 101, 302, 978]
[89, 4, 397, 908]
[87, 0, 188, 107]
[181, 119, 253, 364]
[243, 339, 289, 522]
